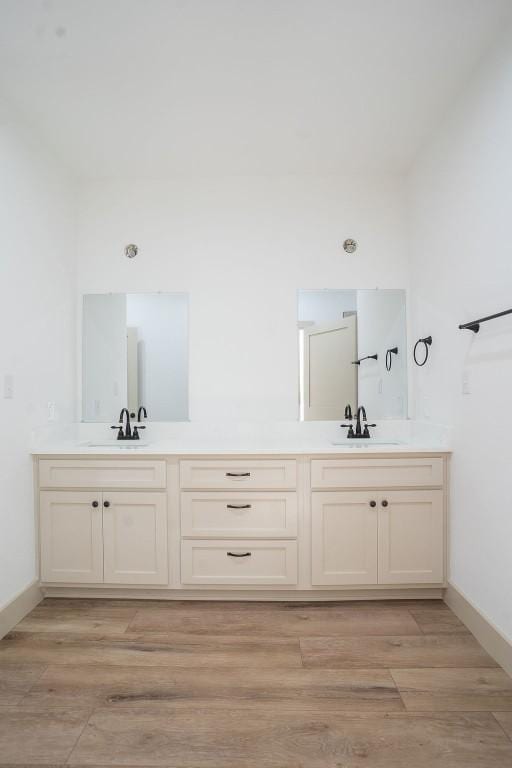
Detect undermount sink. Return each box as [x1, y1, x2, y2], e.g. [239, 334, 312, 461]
[331, 439, 404, 446]
[81, 441, 150, 449]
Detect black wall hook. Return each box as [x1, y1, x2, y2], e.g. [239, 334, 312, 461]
[352, 354, 378, 365]
[385, 347, 398, 371]
[413, 336, 432, 367]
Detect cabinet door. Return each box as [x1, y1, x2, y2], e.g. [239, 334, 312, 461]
[40, 491, 103, 583]
[378, 490, 444, 584]
[102, 492, 168, 585]
[311, 492, 378, 585]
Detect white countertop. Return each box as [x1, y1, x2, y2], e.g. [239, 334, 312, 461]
[31, 420, 451, 456]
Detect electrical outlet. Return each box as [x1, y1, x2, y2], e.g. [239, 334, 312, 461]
[47, 401, 56, 421]
[462, 371, 471, 395]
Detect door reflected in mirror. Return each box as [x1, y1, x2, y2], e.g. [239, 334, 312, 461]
[82, 293, 189, 422]
[298, 289, 407, 421]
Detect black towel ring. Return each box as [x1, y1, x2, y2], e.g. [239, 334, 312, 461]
[385, 347, 398, 371]
[413, 336, 432, 367]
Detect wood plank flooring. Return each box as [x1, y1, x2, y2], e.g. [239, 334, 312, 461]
[1, 598, 511, 767]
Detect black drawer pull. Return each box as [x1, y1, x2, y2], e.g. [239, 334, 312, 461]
[92, 501, 99, 508]
[227, 551, 252, 558]
[103, 501, 110, 508]
[369, 500, 377, 508]
[226, 472, 251, 477]
[381, 500, 389, 507]
[227, 504, 252, 509]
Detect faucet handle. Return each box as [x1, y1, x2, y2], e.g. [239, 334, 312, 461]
[111, 426, 123, 440]
[132, 425, 147, 439]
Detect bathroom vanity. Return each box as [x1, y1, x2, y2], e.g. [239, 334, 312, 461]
[33, 286, 448, 601]
[33, 445, 449, 600]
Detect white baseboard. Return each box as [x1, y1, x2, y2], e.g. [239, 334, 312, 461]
[445, 583, 512, 677]
[0, 580, 43, 640]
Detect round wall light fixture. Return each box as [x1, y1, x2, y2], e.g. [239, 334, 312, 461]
[343, 238, 358, 254]
[124, 244, 138, 259]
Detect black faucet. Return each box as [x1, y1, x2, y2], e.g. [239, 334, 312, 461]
[111, 408, 145, 440]
[354, 406, 367, 436]
[340, 404, 376, 439]
[119, 408, 132, 438]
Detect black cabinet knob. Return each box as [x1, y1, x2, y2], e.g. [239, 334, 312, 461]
[381, 500, 388, 507]
[92, 500, 99, 508]
[103, 501, 110, 508]
[369, 500, 377, 508]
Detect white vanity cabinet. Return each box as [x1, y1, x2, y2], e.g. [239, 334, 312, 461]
[311, 458, 445, 587]
[34, 451, 448, 597]
[38, 459, 168, 586]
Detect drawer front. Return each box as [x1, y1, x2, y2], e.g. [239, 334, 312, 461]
[181, 540, 298, 585]
[181, 492, 298, 538]
[180, 460, 297, 490]
[311, 458, 444, 489]
[39, 459, 166, 489]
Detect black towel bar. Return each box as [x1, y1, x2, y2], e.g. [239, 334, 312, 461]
[459, 308, 512, 333]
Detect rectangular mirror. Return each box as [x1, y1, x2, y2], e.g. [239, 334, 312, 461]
[82, 293, 189, 422]
[298, 289, 407, 421]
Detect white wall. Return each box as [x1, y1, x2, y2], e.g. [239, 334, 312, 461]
[76, 175, 409, 421]
[0, 99, 76, 608]
[408, 27, 512, 641]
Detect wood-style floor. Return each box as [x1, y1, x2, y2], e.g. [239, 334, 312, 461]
[1, 598, 512, 766]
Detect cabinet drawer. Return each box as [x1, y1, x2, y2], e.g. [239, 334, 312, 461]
[181, 540, 298, 585]
[180, 460, 297, 490]
[311, 457, 444, 489]
[39, 459, 166, 489]
[181, 492, 298, 538]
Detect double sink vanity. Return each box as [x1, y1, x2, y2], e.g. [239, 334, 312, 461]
[33, 287, 449, 601]
[33, 436, 449, 599]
